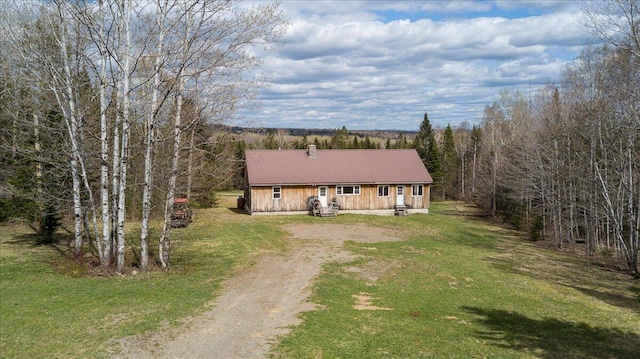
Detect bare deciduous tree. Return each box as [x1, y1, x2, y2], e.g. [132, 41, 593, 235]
[1, 0, 286, 273]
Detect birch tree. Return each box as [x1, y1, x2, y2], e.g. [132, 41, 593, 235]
[68, 0, 135, 269]
[57, 3, 84, 258]
[4, 2, 86, 257]
[2, 0, 286, 273]
[112, 0, 134, 273]
[579, 0, 640, 274]
[479, 102, 505, 217]
[454, 122, 470, 200]
[96, 0, 112, 266]
[155, 0, 286, 269]
[139, 0, 175, 271]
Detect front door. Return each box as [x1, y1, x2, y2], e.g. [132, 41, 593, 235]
[318, 186, 328, 207]
[397, 186, 405, 206]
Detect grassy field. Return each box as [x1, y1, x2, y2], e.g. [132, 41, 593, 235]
[1, 196, 638, 358]
[271, 204, 640, 358]
[0, 192, 289, 358]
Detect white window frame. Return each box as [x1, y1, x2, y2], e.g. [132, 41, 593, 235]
[377, 185, 390, 197]
[412, 184, 424, 197]
[336, 185, 361, 196]
[272, 186, 281, 199]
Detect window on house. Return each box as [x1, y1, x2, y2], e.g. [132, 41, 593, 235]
[377, 185, 389, 197]
[272, 186, 281, 199]
[336, 185, 360, 195]
[412, 184, 424, 197]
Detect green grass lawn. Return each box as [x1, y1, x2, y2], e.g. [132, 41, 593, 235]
[1, 199, 638, 358]
[0, 193, 288, 358]
[271, 203, 640, 358]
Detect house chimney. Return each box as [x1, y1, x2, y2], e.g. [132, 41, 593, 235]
[308, 144, 317, 158]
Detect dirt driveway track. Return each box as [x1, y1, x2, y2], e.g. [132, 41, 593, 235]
[115, 223, 401, 358]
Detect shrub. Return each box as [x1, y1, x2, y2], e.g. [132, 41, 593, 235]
[37, 206, 60, 245]
[529, 214, 544, 241]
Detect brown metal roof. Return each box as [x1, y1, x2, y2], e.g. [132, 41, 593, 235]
[245, 148, 433, 186]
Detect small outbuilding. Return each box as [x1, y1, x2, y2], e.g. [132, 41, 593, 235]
[243, 145, 433, 215]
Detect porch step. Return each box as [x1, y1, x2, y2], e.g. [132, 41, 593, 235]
[395, 205, 408, 216]
[319, 206, 337, 217]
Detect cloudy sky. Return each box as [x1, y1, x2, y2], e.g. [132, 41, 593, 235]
[237, 0, 594, 131]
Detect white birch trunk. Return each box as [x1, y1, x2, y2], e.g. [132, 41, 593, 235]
[97, 0, 111, 267]
[140, 1, 168, 271]
[34, 113, 43, 235]
[111, 83, 121, 262]
[186, 122, 196, 201]
[116, 0, 132, 273]
[460, 151, 465, 199]
[627, 142, 638, 274]
[472, 142, 477, 194]
[159, 77, 183, 269]
[110, 1, 123, 264]
[70, 155, 83, 258]
[159, 1, 194, 270]
[76, 133, 101, 256]
[53, 3, 84, 258]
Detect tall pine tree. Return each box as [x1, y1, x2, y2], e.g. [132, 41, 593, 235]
[440, 124, 457, 199]
[414, 113, 441, 199]
[330, 126, 349, 149]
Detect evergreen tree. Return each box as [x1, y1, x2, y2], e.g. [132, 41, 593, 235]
[394, 133, 404, 149]
[363, 136, 373, 149]
[352, 135, 360, 149]
[263, 130, 278, 149]
[234, 140, 247, 189]
[330, 126, 349, 149]
[404, 135, 412, 148]
[395, 132, 411, 148]
[414, 113, 441, 198]
[440, 124, 458, 199]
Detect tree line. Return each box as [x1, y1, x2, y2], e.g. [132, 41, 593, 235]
[422, 1, 639, 275]
[0, 0, 286, 273]
[472, 1, 639, 275]
[257, 126, 407, 150]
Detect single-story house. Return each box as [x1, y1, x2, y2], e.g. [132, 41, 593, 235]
[243, 145, 433, 215]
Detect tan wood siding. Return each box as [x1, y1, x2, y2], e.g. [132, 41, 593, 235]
[408, 185, 430, 209]
[249, 184, 430, 213]
[250, 186, 318, 212]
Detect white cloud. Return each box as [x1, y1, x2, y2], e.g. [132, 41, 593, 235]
[238, 0, 593, 131]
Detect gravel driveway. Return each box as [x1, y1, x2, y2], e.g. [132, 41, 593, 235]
[115, 223, 401, 358]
